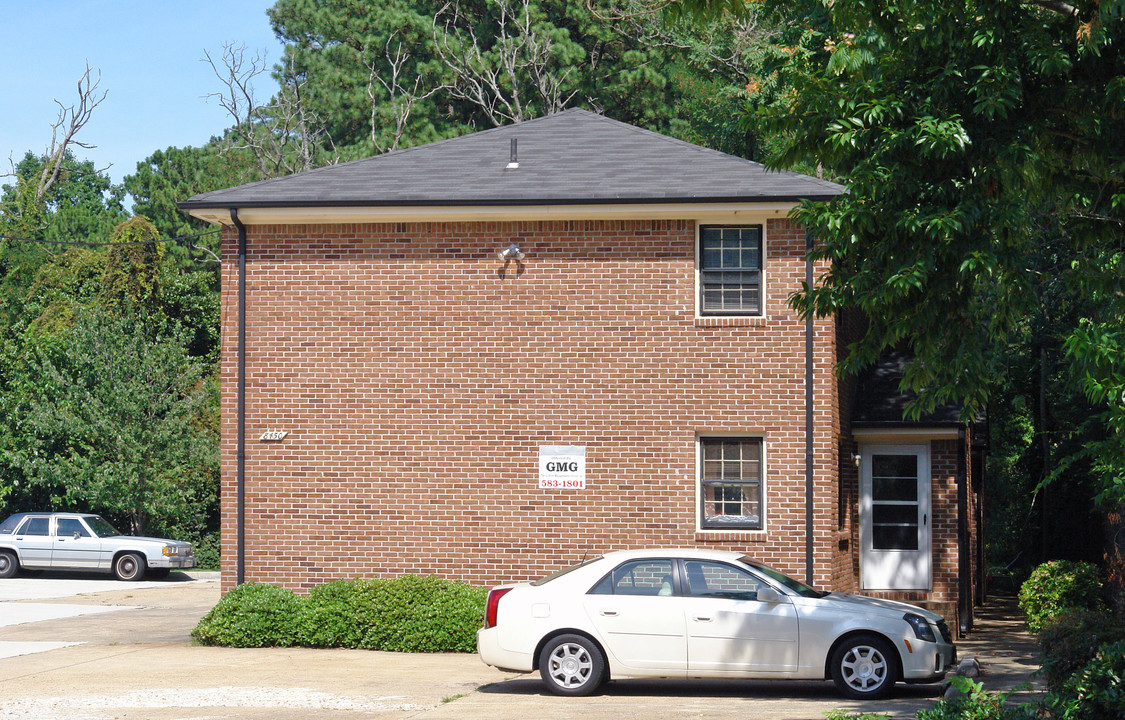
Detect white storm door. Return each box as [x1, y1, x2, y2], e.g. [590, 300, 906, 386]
[859, 444, 932, 591]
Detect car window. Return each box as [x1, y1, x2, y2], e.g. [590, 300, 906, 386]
[86, 516, 122, 538]
[684, 561, 761, 600]
[740, 557, 829, 598]
[531, 556, 602, 586]
[0, 515, 24, 534]
[590, 559, 674, 597]
[21, 517, 50, 536]
[56, 518, 91, 538]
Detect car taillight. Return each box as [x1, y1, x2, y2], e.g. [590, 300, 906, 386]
[484, 587, 513, 629]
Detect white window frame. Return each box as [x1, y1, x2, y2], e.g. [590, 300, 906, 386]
[696, 433, 768, 533]
[695, 223, 768, 318]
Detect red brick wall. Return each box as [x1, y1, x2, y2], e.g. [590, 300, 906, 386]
[218, 217, 847, 592]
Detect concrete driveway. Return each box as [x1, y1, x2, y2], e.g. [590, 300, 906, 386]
[0, 574, 1040, 720]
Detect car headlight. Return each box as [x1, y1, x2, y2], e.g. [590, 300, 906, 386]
[904, 613, 936, 642]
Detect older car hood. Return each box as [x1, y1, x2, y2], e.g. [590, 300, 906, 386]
[810, 592, 944, 623]
[105, 536, 189, 547]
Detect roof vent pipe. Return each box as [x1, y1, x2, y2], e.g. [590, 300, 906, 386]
[506, 138, 519, 169]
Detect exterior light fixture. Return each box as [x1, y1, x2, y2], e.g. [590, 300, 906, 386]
[498, 243, 526, 278]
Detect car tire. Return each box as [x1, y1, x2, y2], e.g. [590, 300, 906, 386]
[538, 634, 606, 696]
[830, 634, 899, 700]
[113, 552, 146, 581]
[0, 550, 17, 579]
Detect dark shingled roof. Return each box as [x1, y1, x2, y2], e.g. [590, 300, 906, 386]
[852, 349, 965, 427]
[179, 109, 844, 210]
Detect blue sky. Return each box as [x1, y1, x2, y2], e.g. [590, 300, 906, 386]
[1, 0, 283, 188]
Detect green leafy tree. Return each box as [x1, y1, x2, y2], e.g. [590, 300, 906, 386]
[264, 0, 698, 156]
[102, 216, 166, 310]
[123, 144, 258, 272]
[695, 0, 1125, 497]
[10, 308, 218, 537]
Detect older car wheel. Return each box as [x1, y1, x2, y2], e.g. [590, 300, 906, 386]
[0, 550, 17, 579]
[113, 552, 145, 581]
[831, 635, 899, 700]
[538, 634, 606, 696]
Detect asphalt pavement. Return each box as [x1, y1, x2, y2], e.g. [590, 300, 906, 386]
[0, 573, 1043, 720]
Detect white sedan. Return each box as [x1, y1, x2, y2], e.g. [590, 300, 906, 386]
[478, 549, 955, 699]
[0, 512, 196, 581]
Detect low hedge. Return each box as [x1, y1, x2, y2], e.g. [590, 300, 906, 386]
[1017, 560, 1104, 634]
[1038, 609, 1125, 691]
[192, 575, 487, 653]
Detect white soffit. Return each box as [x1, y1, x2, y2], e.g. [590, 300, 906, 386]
[852, 428, 961, 443]
[187, 202, 800, 227]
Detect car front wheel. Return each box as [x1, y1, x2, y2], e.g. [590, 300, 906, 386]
[538, 634, 606, 696]
[113, 552, 145, 581]
[830, 635, 899, 700]
[0, 550, 17, 579]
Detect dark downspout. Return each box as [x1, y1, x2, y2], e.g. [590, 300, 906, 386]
[230, 209, 247, 586]
[957, 426, 970, 635]
[805, 230, 815, 585]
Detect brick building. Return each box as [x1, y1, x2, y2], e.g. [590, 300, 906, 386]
[181, 110, 984, 631]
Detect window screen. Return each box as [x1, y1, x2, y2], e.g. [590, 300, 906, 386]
[699, 225, 762, 315]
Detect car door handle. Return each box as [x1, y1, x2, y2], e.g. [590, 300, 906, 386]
[693, 616, 713, 622]
[599, 610, 619, 617]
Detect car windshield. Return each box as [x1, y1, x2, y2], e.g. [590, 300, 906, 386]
[531, 556, 602, 586]
[86, 516, 123, 538]
[741, 557, 830, 598]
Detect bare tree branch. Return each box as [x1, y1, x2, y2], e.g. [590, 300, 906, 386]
[35, 63, 108, 203]
[433, 0, 578, 126]
[366, 31, 445, 153]
[204, 43, 336, 177]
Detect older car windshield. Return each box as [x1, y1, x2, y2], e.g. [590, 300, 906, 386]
[86, 516, 122, 538]
[741, 557, 830, 598]
[531, 556, 602, 586]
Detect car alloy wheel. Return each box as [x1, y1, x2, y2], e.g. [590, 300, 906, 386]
[538, 634, 605, 696]
[831, 635, 898, 700]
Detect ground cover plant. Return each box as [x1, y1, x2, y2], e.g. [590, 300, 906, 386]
[192, 575, 487, 652]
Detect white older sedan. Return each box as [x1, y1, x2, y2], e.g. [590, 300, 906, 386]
[478, 549, 955, 699]
[0, 512, 196, 581]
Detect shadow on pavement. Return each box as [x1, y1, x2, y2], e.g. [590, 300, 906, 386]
[479, 676, 946, 701]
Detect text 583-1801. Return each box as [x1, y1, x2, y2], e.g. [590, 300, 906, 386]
[539, 479, 585, 489]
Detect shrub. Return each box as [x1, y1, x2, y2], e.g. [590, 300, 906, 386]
[1038, 609, 1125, 691]
[297, 578, 385, 648]
[357, 575, 488, 653]
[1049, 640, 1125, 720]
[191, 582, 301, 647]
[916, 677, 1038, 720]
[192, 575, 488, 653]
[191, 530, 221, 571]
[1017, 560, 1104, 634]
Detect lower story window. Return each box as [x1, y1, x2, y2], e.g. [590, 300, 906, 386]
[700, 437, 763, 530]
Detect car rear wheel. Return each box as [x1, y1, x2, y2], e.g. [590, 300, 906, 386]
[538, 634, 606, 696]
[831, 635, 899, 700]
[113, 552, 145, 581]
[0, 550, 17, 579]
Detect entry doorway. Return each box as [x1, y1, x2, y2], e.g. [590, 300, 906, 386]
[859, 444, 932, 590]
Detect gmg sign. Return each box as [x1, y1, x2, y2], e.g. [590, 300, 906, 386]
[539, 446, 587, 489]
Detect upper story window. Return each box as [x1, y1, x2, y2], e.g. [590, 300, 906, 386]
[699, 225, 762, 315]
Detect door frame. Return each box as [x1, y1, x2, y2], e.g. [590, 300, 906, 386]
[858, 443, 932, 591]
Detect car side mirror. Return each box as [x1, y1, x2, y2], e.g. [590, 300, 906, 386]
[73, 532, 82, 539]
[756, 586, 782, 603]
